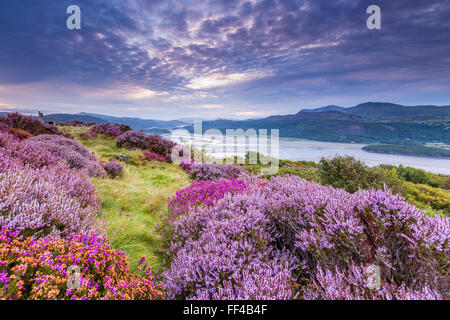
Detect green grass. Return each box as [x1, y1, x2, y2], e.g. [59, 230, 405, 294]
[62, 126, 191, 272]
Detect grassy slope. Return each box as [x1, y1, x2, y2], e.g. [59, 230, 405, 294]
[62, 127, 191, 272]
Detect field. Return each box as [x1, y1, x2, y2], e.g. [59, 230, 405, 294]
[62, 126, 191, 272]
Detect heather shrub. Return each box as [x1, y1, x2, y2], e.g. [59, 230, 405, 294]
[164, 175, 449, 300]
[145, 135, 176, 162]
[0, 166, 102, 240]
[0, 228, 164, 300]
[144, 152, 166, 163]
[116, 131, 179, 162]
[88, 123, 129, 138]
[189, 163, 246, 182]
[267, 176, 449, 299]
[28, 134, 105, 177]
[163, 191, 297, 300]
[0, 112, 59, 136]
[103, 160, 124, 178]
[116, 130, 150, 150]
[0, 132, 58, 170]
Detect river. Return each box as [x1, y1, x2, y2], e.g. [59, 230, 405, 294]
[166, 132, 450, 175]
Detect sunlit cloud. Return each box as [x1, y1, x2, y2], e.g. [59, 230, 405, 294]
[186, 71, 271, 90]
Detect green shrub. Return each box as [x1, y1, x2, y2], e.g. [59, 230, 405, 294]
[318, 156, 403, 193]
[403, 182, 450, 216]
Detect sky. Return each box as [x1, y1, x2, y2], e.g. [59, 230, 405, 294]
[0, 0, 449, 120]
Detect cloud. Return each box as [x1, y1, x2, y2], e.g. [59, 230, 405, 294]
[0, 0, 448, 119]
[186, 71, 270, 89]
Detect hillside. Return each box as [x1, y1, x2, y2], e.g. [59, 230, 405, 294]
[191, 102, 450, 144]
[0, 112, 449, 300]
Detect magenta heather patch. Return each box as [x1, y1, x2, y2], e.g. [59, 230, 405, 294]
[160, 179, 247, 231]
[144, 152, 166, 163]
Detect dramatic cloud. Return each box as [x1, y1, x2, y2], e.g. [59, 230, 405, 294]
[0, 0, 449, 119]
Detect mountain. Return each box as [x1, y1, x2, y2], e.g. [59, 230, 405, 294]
[186, 102, 450, 144]
[301, 105, 346, 113]
[42, 112, 188, 131]
[77, 113, 187, 130]
[342, 102, 450, 119]
[43, 113, 108, 124]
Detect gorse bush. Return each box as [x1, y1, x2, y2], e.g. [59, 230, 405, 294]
[0, 112, 59, 136]
[396, 165, 449, 190]
[403, 182, 450, 215]
[103, 160, 124, 178]
[164, 175, 449, 300]
[189, 163, 246, 182]
[0, 228, 164, 300]
[28, 134, 105, 177]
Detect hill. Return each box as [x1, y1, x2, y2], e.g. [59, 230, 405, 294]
[190, 102, 450, 144]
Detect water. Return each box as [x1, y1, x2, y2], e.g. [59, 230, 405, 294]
[278, 138, 450, 175]
[166, 132, 450, 175]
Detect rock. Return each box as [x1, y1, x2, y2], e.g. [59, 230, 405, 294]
[113, 154, 128, 161]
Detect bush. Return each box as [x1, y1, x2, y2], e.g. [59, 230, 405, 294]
[116, 131, 178, 162]
[28, 134, 105, 177]
[103, 160, 124, 178]
[6, 128, 34, 140]
[0, 228, 164, 300]
[163, 175, 449, 300]
[403, 182, 450, 215]
[0, 132, 59, 170]
[145, 135, 176, 162]
[116, 130, 150, 150]
[0, 165, 102, 240]
[319, 156, 403, 193]
[189, 163, 246, 182]
[0, 112, 59, 136]
[163, 190, 296, 300]
[144, 152, 166, 163]
[87, 123, 130, 138]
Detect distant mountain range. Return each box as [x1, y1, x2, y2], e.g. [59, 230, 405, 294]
[184, 102, 450, 144]
[43, 112, 187, 133]
[18, 102, 450, 144]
